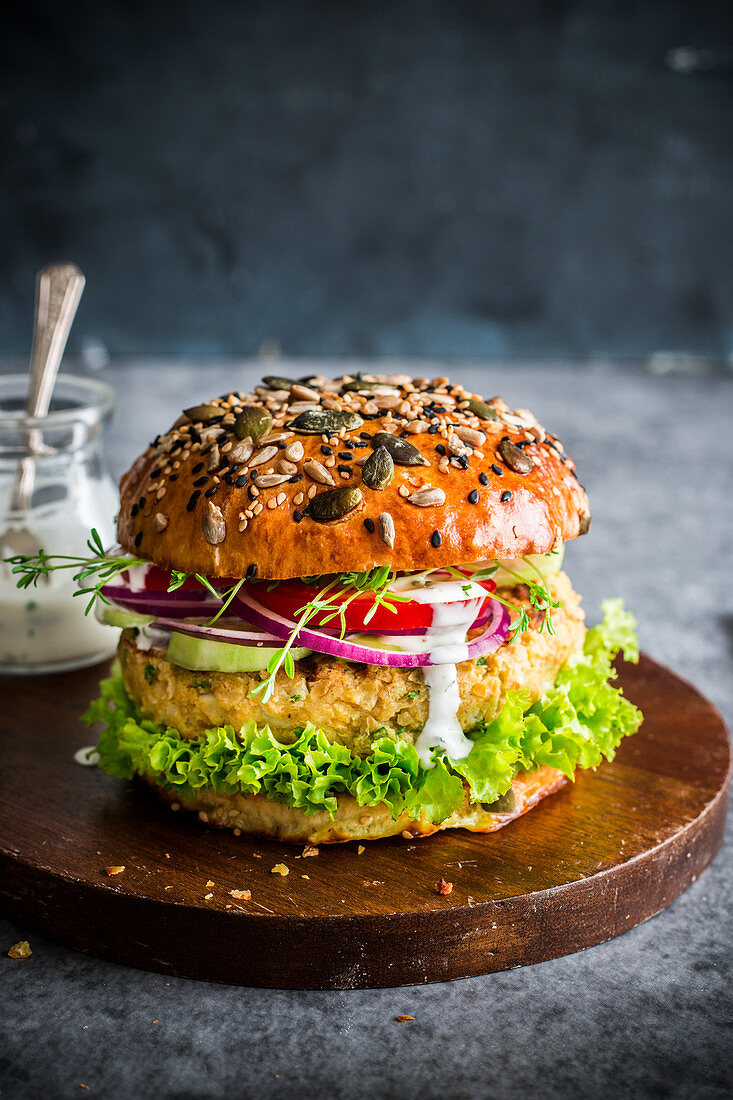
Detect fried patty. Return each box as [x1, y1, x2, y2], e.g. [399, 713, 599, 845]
[119, 572, 584, 754]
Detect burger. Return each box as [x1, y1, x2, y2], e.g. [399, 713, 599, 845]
[14, 372, 642, 843]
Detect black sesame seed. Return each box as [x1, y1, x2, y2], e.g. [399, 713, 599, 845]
[338, 452, 354, 460]
[337, 464, 352, 474]
[321, 445, 333, 456]
[200, 445, 213, 456]
[246, 564, 257, 579]
[457, 455, 469, 470]
[130, 503, 139, 518]
[193, 476, 208, 487]
[427, 424, 439, 434]
[205, 485, 219, 497]
[501, 435, 510, 442]
[491, 463, 504, 477]
[209, 414, 225, 424]
[277, 439, 288, 449]
[293, 509, 302, 523]
[435, 444, 446, 456]
[479, 472, 489, 486]
[431, 405, 446, 415]
[500, 490, 513, 502]
[169, 474, 178, 482]
[364, 517, 375, 533]
[236, 474, 248, 487]
[186, 490, 201, 511]
[468, 489, 479, 504]
[134, 532, 143, 547]
[138, 496, 146, 507]
[192, 462, 204, 474]
[224, 473, 236, 485]
[150, 467, 161, 478]
[247, 486, 257, 500]
[360, 432, 373, 440]
[431, 530, 442, 548]
[189, 429, 201, 444]
[288, 474, 303, 483]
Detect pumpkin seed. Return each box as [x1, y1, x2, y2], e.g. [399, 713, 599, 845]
[361, 446, 394, 490]
[289, 409, 363, 434]
[482, 789, 516, 813]
[341, 379, 397, 394]
[498, 439, 534, 475]
[262, 375, 297, 390]
[234, 406, 273, 442]
[371, 432, 428, 467]
[467, 399, 499, 421]
[202, 502, 227, 545]
[183, 403, 222, 422]
[304, 486, 362, 523]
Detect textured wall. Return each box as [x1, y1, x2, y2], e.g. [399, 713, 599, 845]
[1, 0, 732, 359]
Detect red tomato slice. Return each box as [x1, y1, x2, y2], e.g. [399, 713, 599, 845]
[123, 564, 238, 593]
[244, 576, 497, 633]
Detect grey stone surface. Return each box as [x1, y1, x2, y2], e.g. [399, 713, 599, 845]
[1, 360, 731, 1099]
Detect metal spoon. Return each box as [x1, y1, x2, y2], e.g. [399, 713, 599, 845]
[1, 262, 86, 563]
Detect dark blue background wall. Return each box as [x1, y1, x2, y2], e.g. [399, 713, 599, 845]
[1, 0, 732, 359]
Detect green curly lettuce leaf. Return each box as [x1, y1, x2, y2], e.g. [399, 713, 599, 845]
[86, 601, 642, 824]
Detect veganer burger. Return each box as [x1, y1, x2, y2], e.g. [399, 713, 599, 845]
[12, 373, 642, 843]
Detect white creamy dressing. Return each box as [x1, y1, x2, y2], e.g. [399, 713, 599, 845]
[133, 624, 170, 651]
[124, 561, 151, 592]
[379, 576, 488, 767]
[74, 745, 100, 766]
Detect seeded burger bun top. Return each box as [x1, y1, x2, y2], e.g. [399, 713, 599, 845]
[117, 373, 590, 580]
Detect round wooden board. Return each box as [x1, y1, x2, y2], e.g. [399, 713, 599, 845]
[0, 655, 729, 989]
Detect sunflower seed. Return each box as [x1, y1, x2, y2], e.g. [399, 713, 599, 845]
[234, 407, 273, 442]
[304, 486, 363, 523]
[153, 512, 168, 533]
[303, 459, 336, 485]
[286, 401, 322, 415]
[371, 432, 428, 466]
[248, 445, 279, 467]
[284, 441, 304, 462]
[407, 486, 445, 507]
[259, 431, 293, 445]
[467, 399, 500, 422]
[203, 502, 227, 545]
[276, 458, 298, 476]
[229, 438, 254, 464]
[405, 419, 429, 434]
[375, 393, 402, 409]
[253, 473, 291, 488]
[453, 426, 486, 447]
[498, 439, 534, 475]
[361, 446, 394, 490]
[290, 383, 321, 402]
[290, 409, 364, 434]
[377, 511, 395, 547]
[206, 444, 221, 472]
[447, 432, 470, 456]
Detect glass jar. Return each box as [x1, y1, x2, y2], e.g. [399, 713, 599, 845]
[0, 373, 119, 674]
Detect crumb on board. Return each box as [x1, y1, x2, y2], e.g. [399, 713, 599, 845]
[230, 889, 252, 901]
[8, 941, 31, 959]
[205, 880, 214, 888]
[204, 893, 214, 900]
[301, 845, 319, 858]
[395, 1015, 415, 1022]
[357, 845, 365, 855]
[301, 874, 310, 880]
[105, 866, 125, 877]
[271, 864, 289, 876]
[435, 878, 453, 896]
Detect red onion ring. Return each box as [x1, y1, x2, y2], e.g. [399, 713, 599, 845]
[231, 592, 510, 668]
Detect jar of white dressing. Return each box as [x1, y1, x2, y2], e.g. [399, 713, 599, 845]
[0, 373, 119, 674]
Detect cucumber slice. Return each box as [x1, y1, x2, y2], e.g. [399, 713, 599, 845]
[96, 604, 155, 629]
[491, 545, 564, 589]
[166, 631, 312, 673]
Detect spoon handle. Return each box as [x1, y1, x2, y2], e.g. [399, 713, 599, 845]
[27, 262, 86, 418]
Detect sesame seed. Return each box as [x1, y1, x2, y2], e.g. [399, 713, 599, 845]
[427, 424, 439, 434]
[186, 490, 201, 511]
[192, 462, 204, 474]
[479, 472, 489, 486]
[338, 452, 354, 460]
[169, 474, 178, 481]
[236, 474, 248, 487]
[205, 486, 219, 497]
[193, 476, 208, 487]
[468, 489, 479, 504]
[431, 530, 442, 548]
[131, 503, 139, 517]
[293, 510, 302, 523]
[491, 464, 504, 477]
[320, 445, 333, 455]
[134, 532, 143, 547]
[500, 490, 512, 502]
[364, 517, 375, 533]
[435, 444, 446, 456]
[246, 564, 257, 579]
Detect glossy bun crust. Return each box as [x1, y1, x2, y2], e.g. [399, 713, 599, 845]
[117, 372, 590, 580]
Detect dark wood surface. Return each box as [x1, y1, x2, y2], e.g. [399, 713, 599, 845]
[0, 655, 729, 989]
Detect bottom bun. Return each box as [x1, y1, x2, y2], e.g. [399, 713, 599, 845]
[143, 764, 567, 845]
